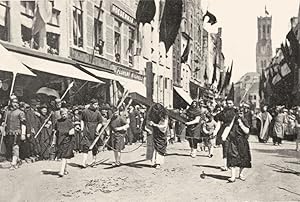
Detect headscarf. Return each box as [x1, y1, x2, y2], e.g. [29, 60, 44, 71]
[186, 100, 201, 118]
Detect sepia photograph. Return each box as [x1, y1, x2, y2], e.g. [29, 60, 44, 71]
[0, 0, 299, 201]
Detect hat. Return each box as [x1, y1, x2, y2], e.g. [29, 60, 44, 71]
[90, 98, 98, 104]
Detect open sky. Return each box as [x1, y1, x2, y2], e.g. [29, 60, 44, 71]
[202, 0, 300, 82]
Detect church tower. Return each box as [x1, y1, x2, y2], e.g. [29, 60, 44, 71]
[256, 11, 272, 74]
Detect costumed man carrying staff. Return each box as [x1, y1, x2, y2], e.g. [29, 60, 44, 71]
[52, 108, 75, 177]
[185, 100, 204, 158]
[215, 99, 236, 171]
[3, 95, 26, 169]
[80, 98, 103, 168]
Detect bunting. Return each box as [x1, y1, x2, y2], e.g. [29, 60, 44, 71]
[159, 0, 183, 53]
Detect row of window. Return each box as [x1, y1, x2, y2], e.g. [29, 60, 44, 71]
[260, 24, 271, 39]
[0, 1, 135, 64]
[261, 60, 268, 68]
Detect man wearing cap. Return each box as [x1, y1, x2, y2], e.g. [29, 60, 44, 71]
[3, 97, 26, 169]
[80, 98, 103, 167]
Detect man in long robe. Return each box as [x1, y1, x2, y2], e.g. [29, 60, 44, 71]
[256, 106, 272, 143]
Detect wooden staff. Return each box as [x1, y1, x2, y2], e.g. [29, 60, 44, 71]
[34, 81, 74, 139]
[89, 90, 129, 150]
[0, 72, 17, 152]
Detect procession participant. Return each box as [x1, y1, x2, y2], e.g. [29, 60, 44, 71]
[198, 99, 209, 151]
[19, 102, 31, 163]
[71, 106, 81, 152]
[109, 107, 129, 166]
[185, 100, 202, 158]
[148, 103, 168, 169]
[284, 109, 296, 141]
[256, 106, 272, 143]
[242, 103, 253, 132]
[128, 105, 143, 144]
[227, 109, 252, 183]
[202, 113, 217, 158]
[215, 99, 236, 171]
[52, 108, 75, 177]
[272, 106, 288, 146]
[3, 96, 26, 169]
[24, 99, 41, 162]
[294, 107, 300, 151]
[80, 98, 103, 168]
[37, 104, 53, 160]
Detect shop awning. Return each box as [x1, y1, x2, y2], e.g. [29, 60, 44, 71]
[80, 65, 118, 80]
[118, 78, 146, 97]
[0, 44, 36, 76]
[174, 86, 193, 105]
[13, 53, 102, 83]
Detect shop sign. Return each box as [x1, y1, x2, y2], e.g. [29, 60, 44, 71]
[111, 4, 135, 25]
[115, 67, 144, 81]
[70, 48, 114, 71]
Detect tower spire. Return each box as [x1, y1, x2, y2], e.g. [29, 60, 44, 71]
[265, 5, 269, 16]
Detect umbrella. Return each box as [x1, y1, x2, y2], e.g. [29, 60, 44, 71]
[36, 87, 60, 98]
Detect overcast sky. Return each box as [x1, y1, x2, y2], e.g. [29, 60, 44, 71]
[202, 0, 299, 82]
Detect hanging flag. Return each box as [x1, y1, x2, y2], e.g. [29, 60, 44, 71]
[159, 0, 183, 53]
[204, 67, 208, 81]
[280, 63, 291, 77]
[286, 29, 299, 62]
[32, 0, 52, 36]
[220, 67, 229, 93]
[259, 71, 266, 99]
[181, 38, 190, 63]
[227, 82, 234, 102]
[203, 10, 217, 25]
[136, 0, 156, 25]
[211, 54, 217, 84]
[217, 72, 223, 91]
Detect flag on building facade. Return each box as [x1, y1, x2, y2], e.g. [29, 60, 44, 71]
[221, 61, 233, 93]
[259, 70, 266, 99]
[159, 0, 183, 53]
[204, 66, 208, 81]
[181, 38, 190, 63]
[203, 10, 217, 25]
[227, 82, 234, 101]
[136, 0, 156, 25]
[211, 54, 217, 84]
[217, 72, 223, 91]
[32, 0, 52, 36]
[286, 29, 299, 63]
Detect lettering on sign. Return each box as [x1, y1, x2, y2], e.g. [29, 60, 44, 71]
[115, 67, 144, 81]
[111, 4, 135, 25]
[70, 48, 114, 71]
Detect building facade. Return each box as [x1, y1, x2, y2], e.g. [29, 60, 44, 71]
[0, 0, 146, 105]
[234, 72, 260, 109]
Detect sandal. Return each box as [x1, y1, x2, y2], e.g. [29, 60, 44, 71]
[238, 175, 246, 181]
[58, 172, 64, 177]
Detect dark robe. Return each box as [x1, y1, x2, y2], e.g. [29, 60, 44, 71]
[227, 117, 252, 168]
[37, 113, 54, 160]
[55, 118, 74, 159]
[215, 107, 236, 145]
[152, 120, 168, 156]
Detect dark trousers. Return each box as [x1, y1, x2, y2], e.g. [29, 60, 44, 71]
[19, 140, 30, 160]
[4, 135, 21, 160]
[273, 136, 282, 145]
